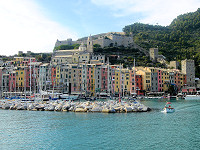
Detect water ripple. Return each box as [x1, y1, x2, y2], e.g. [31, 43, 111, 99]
[0, 100, 200, 150]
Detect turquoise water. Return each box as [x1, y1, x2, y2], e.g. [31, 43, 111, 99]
[0, 100, 200, 150]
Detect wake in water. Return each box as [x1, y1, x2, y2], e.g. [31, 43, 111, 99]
[175, 103, 200, 112]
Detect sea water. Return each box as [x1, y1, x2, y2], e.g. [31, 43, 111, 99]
[0, 99, 199, 150]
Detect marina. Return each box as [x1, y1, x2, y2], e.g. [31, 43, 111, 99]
[0, 2, 199, 149]
[0, 98, 199, 149]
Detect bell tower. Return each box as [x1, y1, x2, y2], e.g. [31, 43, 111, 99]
[87, 35, 93, 53]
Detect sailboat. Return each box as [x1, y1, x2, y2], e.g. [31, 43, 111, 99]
[129, 58, 137, 100]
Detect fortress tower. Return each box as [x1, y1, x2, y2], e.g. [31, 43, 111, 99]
[181, 59, 195, 87]
[149, 48, 158, 62]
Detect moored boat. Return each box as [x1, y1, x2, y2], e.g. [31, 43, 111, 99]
[176, 93, 185, 100]
[184, 94, 200, 100]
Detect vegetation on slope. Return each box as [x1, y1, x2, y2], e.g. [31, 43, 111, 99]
[93, 44, 164, 68]
[54, 44, 80, 51]
[123, 8, 200, 76]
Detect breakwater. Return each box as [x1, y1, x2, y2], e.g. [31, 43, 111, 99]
[0, 100, 151, 113]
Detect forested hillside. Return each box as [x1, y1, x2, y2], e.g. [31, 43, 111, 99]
[123, 8, 200, 76]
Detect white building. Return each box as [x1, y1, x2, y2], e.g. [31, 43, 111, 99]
[39, 63, 50, 91]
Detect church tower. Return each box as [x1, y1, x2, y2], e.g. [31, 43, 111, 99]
[87, 35, 93, 53]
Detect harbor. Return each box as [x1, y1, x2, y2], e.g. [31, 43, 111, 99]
[0, 98, 199, 150]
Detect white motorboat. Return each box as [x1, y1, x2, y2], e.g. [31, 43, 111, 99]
[162, 102, 175, 113]
[184, 95, 200, 100]
[183, 91, 200, 100]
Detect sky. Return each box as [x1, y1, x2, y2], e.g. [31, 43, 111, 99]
[0, 0, 200, 56]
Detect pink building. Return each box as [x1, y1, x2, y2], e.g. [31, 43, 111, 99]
[174, 72, 182, 91]
[51, 66, 56, 86]
[129, 70, 143, 95]
[101, 67, 108, 92]
[9, 72, 16, 92]
[111, 66, 116, 95]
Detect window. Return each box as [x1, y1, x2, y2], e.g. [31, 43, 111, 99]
[146, 80, 150, 83]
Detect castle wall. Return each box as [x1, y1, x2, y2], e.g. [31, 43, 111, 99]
[93, 38, 112, 47]
[55, 39, 82, 47]
[55, 32, 133, 48]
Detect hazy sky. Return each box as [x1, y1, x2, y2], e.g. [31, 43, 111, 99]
[0, 0, 199, 56]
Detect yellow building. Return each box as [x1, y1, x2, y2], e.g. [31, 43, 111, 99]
[180, 73, 186, 87]
[16, 67, 25, 90]
[161, 69, 170, 92]
[14, 57, 35, 66]
[121, 68, 130, 95]
[114, 69, 120, 94]
[14, 57, 24, 66]
[136, 67, 151, 92]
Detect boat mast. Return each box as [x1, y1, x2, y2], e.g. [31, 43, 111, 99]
[24, 66, 26, 98]
[85, 61, 87, 97]
[33, 63, 36, 98]
[119, 64, 122, 102]
[134, 58, 136, 95]
[30, 58, 31, 97]
[107, 57, 110, 96]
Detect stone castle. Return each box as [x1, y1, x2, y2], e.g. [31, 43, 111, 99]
[55, 32, 133, 48]
[52, 35, 94, 65]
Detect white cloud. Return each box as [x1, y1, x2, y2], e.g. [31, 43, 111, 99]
[0, 0, 78, 56]
[91, 0, 200, 26]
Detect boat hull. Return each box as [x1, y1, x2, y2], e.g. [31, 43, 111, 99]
[163, 108, 175, 113]
[184, 95, 200, 100]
